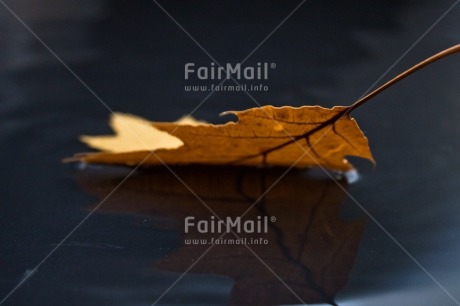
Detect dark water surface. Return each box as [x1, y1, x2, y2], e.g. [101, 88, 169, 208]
[1, 1, 460, 305]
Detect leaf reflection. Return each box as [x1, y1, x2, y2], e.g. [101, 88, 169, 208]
[77, 166, 365, 306]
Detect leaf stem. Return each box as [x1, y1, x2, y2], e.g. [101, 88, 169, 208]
[347, 44, 460, 113]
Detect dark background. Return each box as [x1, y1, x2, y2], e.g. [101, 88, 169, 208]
[1, 0, 460, 305]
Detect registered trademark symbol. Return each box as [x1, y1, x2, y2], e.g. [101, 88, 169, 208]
[270, 216, 276, 222]
[270, 63, 276, 69]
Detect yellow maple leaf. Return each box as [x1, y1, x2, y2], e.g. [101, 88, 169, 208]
[67, 45, 460, 171]
[71, 105, 373, 171]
